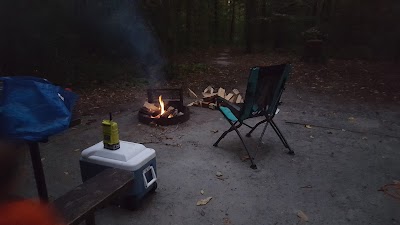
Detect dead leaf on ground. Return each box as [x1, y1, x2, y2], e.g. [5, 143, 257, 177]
[305, 125, 312, 129]
[300, 185, 313, 189]
[211, 129, 219, 133]
[74, 149, 80, 152]
[200, 190, 205, 195]
[85, 119, 97, 125]
[196, 197, 212, 206]
[362, 136, 368, 140]
[223, 217, 232, 225]
[241, 155, 250, 161]
[348, 117, 355, 120]
[64, 172, 69, 175]
[297, 210, 309, 222]
[216, 171, 223, 177]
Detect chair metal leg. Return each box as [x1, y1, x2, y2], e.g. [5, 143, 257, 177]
[269, 120, 294, 155]
[214, 122, 240, 147]
[246, 118, 268, 137]
[231, 121, 257, 169]
[253, 120, 269, 158]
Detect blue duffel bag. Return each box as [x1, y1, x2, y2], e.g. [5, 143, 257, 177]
[0, 76, 78, 141]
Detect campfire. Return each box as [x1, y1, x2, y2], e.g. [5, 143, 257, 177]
[138, 89, 190, 126]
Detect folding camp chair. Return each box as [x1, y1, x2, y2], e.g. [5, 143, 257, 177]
[213, 64, 294, 169]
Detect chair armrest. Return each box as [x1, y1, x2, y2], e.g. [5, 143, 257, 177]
[216, 97, 242, 120]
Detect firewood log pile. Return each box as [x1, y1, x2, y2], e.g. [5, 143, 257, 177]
[187, 86, 244, 110]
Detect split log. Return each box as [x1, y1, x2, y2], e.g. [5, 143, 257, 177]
[236, 94, 244, 104]
[202, 92, 217, 98]
[229, 95, 238, 103]
[188, 88, 198, 99]
[217, 88, 226, 98]
[225, 93, 234, 101]
[208, 103, 217, 110]
[203, 86, 214, 94]
[232, 89, 240, 95]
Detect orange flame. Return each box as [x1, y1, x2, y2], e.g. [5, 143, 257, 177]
[159, 95, 165, 115]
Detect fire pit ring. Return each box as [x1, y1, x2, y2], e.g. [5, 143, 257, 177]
[138, 88, 190, 126]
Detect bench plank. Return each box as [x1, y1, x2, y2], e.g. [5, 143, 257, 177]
[53, 168, 133, 225]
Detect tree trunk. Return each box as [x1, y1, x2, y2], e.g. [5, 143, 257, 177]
[185, 0, 192, 46]
[213, 0, 219, 44]
[260, 0, 267, 47]
[229, 0, 236, 44]
[245, 0, 255, 53]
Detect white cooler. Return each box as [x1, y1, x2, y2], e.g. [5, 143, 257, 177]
[80, 141, 157, 209]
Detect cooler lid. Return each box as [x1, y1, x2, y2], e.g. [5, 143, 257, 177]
[81, 141, 148, 162]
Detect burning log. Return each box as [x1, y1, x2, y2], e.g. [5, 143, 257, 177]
[139, 88, 190, 126]
[167, 106, 175, 112]
[139, 107, 160, 117]
[143, 102, 159, 111]
[161, 111, 172, 118]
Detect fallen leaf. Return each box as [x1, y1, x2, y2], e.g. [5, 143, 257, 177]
[64, 172, 69, 175]
[305, 125, 312, 129]
[241, 155, 250, 161]
[200, 190, 205, 195]
[341, 129, 346, 132]
[348, 117, 355, 120]
[297, 210, 309, 222]
[74, 149, 80, 152]
[223, 217, 232, 225]
[216, 171, 223, 177]
[300, 185, 313, 189]
[310, 135, 314, 139]
[362, 137, 367, 140]
[196, 197, 212, 206]
[211, 130, 219, 133]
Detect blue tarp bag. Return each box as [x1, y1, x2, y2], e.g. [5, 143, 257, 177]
[0, 76, 78, 141]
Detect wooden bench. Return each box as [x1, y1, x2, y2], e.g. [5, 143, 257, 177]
[53, 168, 133, 225]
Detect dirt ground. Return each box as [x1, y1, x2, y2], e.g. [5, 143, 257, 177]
[18, 51, 400, 224]
[74, 49, 400, 117]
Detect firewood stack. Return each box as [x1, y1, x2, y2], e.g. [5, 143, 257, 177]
[187, 86, 244, 110]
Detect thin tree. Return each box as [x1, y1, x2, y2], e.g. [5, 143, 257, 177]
[229, 0, 236, 44]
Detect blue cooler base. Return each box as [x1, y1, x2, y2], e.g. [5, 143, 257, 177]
[79, 158, 157, 209]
